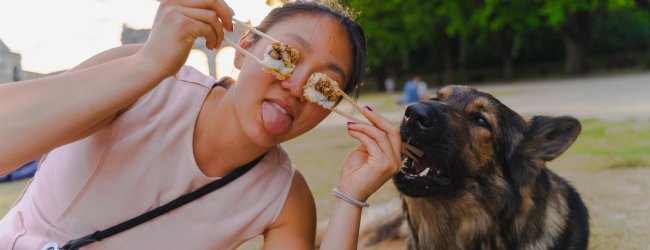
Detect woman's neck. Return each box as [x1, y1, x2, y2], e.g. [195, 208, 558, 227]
[193, 86, 270, 177]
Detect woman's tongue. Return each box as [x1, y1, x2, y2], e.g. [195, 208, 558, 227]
[261, 101, 292, 135]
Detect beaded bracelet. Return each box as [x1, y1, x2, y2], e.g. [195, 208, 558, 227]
[332, 188, 370, 208]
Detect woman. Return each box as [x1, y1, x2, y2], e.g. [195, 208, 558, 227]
[0, 0, 401, 249]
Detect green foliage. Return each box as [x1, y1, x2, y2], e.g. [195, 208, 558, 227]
[347, 0, 439, 71]
[540, 0, 595, 30]
[591, 7, 650, 53]
[341, 0, 650, 85]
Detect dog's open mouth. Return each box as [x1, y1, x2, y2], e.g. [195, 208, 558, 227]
[401, 157, 451, 185]
[394, 153, 452, 197]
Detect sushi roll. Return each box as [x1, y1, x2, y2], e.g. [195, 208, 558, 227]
[262, 42, 299, 80]
[303, 72, 343, 109]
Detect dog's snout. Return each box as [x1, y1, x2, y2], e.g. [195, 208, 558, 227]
[405, 102, 441, 129]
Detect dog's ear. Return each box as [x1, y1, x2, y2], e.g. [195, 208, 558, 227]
[519, 116, 581, 162]
[508, 116, 580, 186]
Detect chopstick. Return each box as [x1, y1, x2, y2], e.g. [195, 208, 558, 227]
[339, 93, 366, 115]
[232, 18, 280, 43]
[330, 107, 369, 126]
[401, 142, 424, 158]
[222, 37, 264, 66]
[328, 107, 424, 162]
[401, 147, 419, 162]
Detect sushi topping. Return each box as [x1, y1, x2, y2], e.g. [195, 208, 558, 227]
[263, 42, 299, 80]
[303, 72, 343, 109]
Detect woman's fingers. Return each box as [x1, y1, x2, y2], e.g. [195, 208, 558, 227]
[347, 129, 385, 164]
[177, 6, 223, 49]
[172, 0, 234, 31]
[348, 123, 399, 171]
[359, 108, 402, 171]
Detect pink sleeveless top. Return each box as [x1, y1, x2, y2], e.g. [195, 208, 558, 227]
[0, 66, 295, 249]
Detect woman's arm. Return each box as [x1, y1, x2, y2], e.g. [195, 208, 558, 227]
[263, 171, 316, 249]
[65, 44, 143, 74]
[320, 107, 402, 249]
[0, 54, 167, 173]
[264, 108, 401, 249]
[0, 0, 234, 173]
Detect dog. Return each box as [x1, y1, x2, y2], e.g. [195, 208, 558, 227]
[317, 85, 589, 249]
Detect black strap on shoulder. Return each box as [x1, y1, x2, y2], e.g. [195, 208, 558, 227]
[59, 153, 266, 250]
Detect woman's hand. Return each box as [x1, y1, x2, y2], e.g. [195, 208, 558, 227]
[338, 106, 402, 202]
[137, 0, 234, 76]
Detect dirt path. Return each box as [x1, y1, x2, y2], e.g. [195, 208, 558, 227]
[475, 71, 650, 121]
[319, 71, 650, 128]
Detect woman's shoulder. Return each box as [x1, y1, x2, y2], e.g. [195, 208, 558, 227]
[174, 65, 216, 88]
[265, 145, 294, 175]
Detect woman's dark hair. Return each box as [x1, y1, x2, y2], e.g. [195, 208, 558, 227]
[252, 1, 367, 96]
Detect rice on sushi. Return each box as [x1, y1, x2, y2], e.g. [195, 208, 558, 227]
[262, 42, 299, 80]
[303, 72, 343, 109]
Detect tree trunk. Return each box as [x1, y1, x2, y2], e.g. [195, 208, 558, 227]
[562, 11, 591, 75]
[497, 28, 515, 81]
[647, 12, 650, 68]
[645, 32, 650, 69]
[440, 25, 454, 84]
[377, 64, 387, 92]
[401, 48, 410, 73]
[458, 38, 468, 83]
[634, 1, 650, 68]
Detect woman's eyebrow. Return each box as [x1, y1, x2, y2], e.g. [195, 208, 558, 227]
[285, 32, 348, 84]
[285, 32, 312, 53]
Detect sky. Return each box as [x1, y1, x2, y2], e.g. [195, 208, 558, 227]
[0, 0, 273, 78]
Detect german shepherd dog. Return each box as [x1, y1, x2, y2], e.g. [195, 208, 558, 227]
[347, 85, 589, 250]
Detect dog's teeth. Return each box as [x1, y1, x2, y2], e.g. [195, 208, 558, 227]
[419, 167, 430, 177]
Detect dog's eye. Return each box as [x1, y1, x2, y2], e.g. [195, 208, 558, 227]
[473, 113, 490, 129]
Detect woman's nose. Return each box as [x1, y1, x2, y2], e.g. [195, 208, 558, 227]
[280, 68, 310, 101]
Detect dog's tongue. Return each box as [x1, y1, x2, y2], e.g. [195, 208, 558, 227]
[261, 101, 292, 135]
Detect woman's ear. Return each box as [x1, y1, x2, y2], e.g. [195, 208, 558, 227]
[234, 30, 255, 69]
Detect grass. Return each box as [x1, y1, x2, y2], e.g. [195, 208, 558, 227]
[0, 179, 29, 215]
[560, 118, 650, 170]
[282, 122, 400, 221]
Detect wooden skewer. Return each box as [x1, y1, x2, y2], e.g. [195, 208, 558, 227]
[328, 106, 425, 161]
[233, 18, 280, 43]
[330, 108, 370, 125]
[222, 37, 264, 66]
[340, 93, 366, 115]
[401, 147, 419, 162]
[401, 142, 424, 157]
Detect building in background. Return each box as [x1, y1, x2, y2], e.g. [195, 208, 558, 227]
[0, 39, 23, 83]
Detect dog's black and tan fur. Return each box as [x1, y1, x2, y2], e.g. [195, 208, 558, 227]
[337, 85, 589, 250]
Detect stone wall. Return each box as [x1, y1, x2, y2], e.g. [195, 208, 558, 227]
[0, 39, 23, 83]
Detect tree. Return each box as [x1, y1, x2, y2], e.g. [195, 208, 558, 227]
[435, 0, 482, 83]
[476, 0, 544, 80]
[635, 0, 650, 67]
[347, 0, 439, 89]
[540, 0, 599, 75]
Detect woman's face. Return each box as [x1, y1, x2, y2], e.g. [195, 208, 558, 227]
[230, 14, 354, 147]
